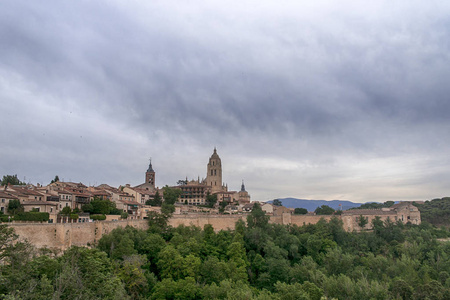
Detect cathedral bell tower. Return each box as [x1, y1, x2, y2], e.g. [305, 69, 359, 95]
[206, 148, 222, 193]
[145, 159, 155, 188]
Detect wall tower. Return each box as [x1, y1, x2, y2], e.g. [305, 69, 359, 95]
[206, 148, 223, 193]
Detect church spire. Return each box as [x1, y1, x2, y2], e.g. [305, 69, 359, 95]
[241, 180, 246, 192]
[146, 158, 155, 187]
[147, 158, 154, 172]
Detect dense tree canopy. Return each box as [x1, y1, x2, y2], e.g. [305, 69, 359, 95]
[314, 205, 335, 215]
[146, 190, 162, 206]
[50, 175, 60, 184]
[1, 174, 25, 186]
[7, 199, 23, 215]
[272, 199, 282, 206]
[1, 205, 450, 299]
[413, 197, 450, 227]
[82, 197, 120, 215]
[162, 186, 181, 205]
[294, 208, 308, 215]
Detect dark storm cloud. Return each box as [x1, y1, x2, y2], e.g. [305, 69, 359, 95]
[2, 1, 450, 201]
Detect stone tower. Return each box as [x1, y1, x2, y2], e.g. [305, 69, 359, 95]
[145, 159, 155, 188]
[206, 148, 223, 193]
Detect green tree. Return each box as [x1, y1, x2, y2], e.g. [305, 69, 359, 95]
[90, 197, 116, 214]
[50, 175, 60, 184]
[206, 192, 218, 208]
[147, 204, 174, 235]
[152, 277, 201, 300]
[294, 208, 308, 215]
[274, 282, 310, 300]
[177, 179, 188, 186]
[162, 186, 181, 205]
[247, 203, 270, 229]
[7, 199, 23, 215]
[273, 199, 282, 206]
[70, 213, 78, 221]
[146, 190, 162, 206]
[314, 205, 335, 215]
[81, 203, 94, 213]
[357, 215, 369, 229]
[60, 206, 72, 216]
[0, 225, 20, 262]
[219, 200, 228, 213]
[1, 174, 25, 186]
[157, 245, 185, 280]
[54, 247, 127, 299]
[118, 255, 149, 297]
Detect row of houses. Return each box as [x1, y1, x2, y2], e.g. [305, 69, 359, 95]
[0, 181, 161, 223]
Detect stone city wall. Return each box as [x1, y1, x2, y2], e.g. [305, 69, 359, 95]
[9, 219, 148, 252]
[7, 214, 336, 251]
[169, 214, 247, 231]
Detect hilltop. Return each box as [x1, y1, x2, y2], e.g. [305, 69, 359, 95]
[267, 198, 362, 211]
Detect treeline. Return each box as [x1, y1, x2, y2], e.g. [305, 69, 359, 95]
[1, 204, 450, 299]
[413, 197, 450, 227]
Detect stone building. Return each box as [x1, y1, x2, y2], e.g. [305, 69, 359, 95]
[178, 180, 209, 206]
[0, 190, 18, 214]
[341, 202, 421, 231]
[206, 148, 224, 193]
[175, 148, 251, 206]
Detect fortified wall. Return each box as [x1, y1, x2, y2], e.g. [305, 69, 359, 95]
[8, 213, 334, 251]
[9, 219, 148, 252]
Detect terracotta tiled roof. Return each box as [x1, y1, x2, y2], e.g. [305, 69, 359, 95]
[9, 187, 44, 197]
[22, 201, 58, 206]
[120, 200, 142, 206]
[0, 191, 18, 199]
[390, 202, 413, 209]
[343, 209, 396, 216]
[133, 188, 156, 195]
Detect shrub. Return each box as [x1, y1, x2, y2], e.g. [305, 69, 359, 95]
[14, 212, 49, 222]
[0, 215, 11, 222]
[91, 214, 106, 221]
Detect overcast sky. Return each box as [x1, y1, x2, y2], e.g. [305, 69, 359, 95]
[1, 1, 450, 203]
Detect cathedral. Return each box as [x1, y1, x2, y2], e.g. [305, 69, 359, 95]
[177, 148, 250, 206]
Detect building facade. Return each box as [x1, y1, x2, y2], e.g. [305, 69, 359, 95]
[175, 148, 250, 206]
[342, 202, 421, 231]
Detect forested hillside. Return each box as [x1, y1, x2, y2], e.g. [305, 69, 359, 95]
[1, 204, 450, 299]
[413, 197, 450, 227]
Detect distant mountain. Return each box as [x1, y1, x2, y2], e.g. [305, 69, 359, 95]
[267, 198, 363, 212]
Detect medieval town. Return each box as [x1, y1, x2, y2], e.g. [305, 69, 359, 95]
[1, 148, 421, 234]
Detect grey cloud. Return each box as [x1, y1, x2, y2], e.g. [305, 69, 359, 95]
[2, 1, 450, 201]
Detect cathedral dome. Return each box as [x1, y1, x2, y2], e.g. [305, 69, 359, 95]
[210, 147, 220, 160]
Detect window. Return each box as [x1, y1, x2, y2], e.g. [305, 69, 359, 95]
[211, 170, 213, 176]
[1, 199, 4, 203]
[214, 169, 216, 176]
